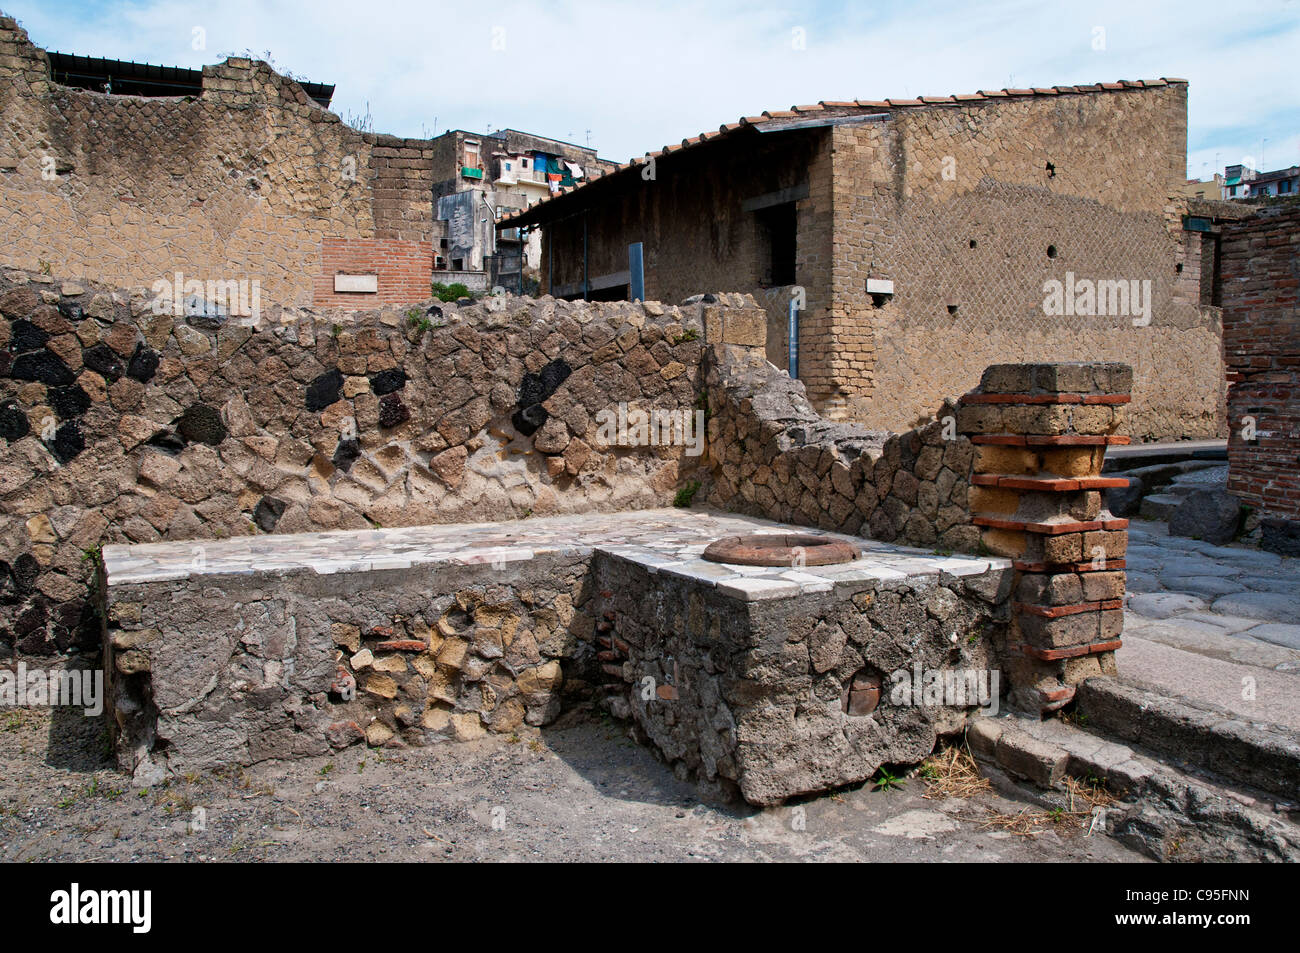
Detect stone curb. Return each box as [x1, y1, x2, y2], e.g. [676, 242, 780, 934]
[1075, 677, 1300, 802]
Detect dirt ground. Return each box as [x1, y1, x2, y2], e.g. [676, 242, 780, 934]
[0, 703, 1146, 863]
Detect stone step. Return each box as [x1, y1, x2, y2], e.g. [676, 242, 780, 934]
[967, 712, 1299, 860]
[1138, 493, 1182, 520]
[1103, 440, 1227, 473]
[1075, 669, 1300, 803]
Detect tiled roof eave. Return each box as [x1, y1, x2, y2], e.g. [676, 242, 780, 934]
[497, 77, 1186, 226]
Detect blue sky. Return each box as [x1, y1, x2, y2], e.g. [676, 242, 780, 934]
[7, 0, 1299, 179]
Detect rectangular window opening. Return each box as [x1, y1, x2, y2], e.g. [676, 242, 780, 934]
[756, 202, 797, 286]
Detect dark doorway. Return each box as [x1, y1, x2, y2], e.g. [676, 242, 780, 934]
[756, 203, 797, 286]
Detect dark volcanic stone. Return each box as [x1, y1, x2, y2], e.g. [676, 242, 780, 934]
[518, 358, 571, 408]
[370, 368, 407, 395]
[48, 384, 90, 420]
[8, 319, 49, 353]
[176, 404, 227, 446]
[11, 553, 40, 592]
[14, 597, 47, 638]
[1261, 517, 1300, 557]
[47, 421, 85, 463]
[57, 300, 85, 321]
[332, 437, 361, 471]
[9, 349, 75, 386]
[377, 393, 410, 428]
[253, 496, 287, 532]
[306, 368, 344, 411]
[512, 404, 548, 436]
[82, 342, 124, 381]
[147, 430, 186, 455]
[1169, 489, 1243, 545]
[185, 296, 227, 330]
[1103, 475, 1144, 518]
[127, 343, 159, 383]
[0, 403, 29, 441]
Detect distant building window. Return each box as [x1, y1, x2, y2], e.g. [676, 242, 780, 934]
[1281, 180, 1293, 194]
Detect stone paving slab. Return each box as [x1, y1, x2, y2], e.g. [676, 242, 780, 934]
[103, 507, 1009, 603]
[1123, 519, 1300, 639]
[1212, 591, 1300, 623]
[1115, 636, 1300, 732]
[1244, 624, 1300, 652]
[1123, 617, 1300, 672]
[1117, 518, 1300, 742]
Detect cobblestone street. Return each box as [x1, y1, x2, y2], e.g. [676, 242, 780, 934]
[1120, 520, 1300, 733]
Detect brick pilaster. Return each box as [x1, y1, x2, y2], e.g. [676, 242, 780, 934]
[958, 363, 1132, 714]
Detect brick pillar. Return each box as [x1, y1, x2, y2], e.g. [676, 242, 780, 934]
[957, 363, 1132, 714]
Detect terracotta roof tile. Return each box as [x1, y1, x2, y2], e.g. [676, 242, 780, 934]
[885, 97, 922, 106]
[920, 95, 957, 104]
[854, 99, 890, 108]
[820, 100, 856, 107]
[792, 103, 825, 112]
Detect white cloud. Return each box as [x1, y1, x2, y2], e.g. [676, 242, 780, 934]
[6, 0, 1297, 175]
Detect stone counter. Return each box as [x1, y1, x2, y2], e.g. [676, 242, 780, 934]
[102, 508, 1013, 797]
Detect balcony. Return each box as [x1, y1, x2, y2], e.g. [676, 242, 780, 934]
[495, 167, 548, 187]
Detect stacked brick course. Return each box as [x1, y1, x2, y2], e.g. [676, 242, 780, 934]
[311, 238, 435, 307]
[958, 363, 1131, 712]
[1220, 202, 1300, 554]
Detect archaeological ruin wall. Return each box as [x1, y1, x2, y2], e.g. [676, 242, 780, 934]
[0, 16, 439, 308]
[700, 342, 977, 553]
[823, 82, 1223, 439]
[1221, 201, 1300, 555]
[0, 269, 755, 657]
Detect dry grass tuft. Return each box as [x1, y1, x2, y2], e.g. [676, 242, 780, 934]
[920, 743, 1117, 838]
[919, 744, 991, 800]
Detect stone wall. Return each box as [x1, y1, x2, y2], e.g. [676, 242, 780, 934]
[1221, 201, 1300, 554]
[700, 342, 978, 552]
[827, 84, 1222, 437]
[0, 15, 436, 307]
[594, 546, 1008, 805]
[521, 82, 1221, 439]
[105, 545, 595, 780]
[0, 268, 771, 656]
